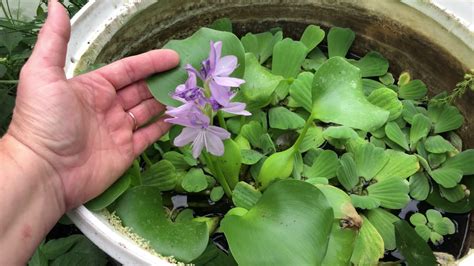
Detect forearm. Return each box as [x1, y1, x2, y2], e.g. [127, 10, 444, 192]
[0, 134, 65, 265]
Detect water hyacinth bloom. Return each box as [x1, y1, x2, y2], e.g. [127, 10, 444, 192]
[165, 40, 250, 158]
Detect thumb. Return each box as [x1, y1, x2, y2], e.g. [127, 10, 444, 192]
[28, 0, 71, 70]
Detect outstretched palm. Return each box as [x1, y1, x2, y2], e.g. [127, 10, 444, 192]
[6, 2, 179, 208]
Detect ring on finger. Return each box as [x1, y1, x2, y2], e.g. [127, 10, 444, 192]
[127, 111, 138, 131]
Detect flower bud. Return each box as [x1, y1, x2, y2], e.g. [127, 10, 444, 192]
[257, 146, 296, 189]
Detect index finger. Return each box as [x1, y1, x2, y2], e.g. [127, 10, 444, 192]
[89, 49, 180, 90]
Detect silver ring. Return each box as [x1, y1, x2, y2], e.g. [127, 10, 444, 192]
[127, 111, 138, 131]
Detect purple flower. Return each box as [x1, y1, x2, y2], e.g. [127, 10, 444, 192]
[172, 70, 205, 105]
[209, 96, 251, 116]
[171, 109, 231, 158]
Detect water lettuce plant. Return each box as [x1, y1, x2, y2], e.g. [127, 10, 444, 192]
[86, 20, 474, 265]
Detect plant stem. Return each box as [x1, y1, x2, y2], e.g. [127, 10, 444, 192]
[292, 113, 314, 151]
[202, 152, 232, 198]
[0, 80, 18, 84]
[217, 110, 227, 130]
[141, 153, 153, 169]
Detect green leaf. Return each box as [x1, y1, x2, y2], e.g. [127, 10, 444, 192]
[442, 217, 456, 234]
[439, 184, 466, 203]
[350, 195, 381, 210]
[433, 219, 454, 236]
[398, 79, 427, 100]
[401, 100, 421, 124]
[448, 132, 463, 151]
[210, 186, 225, 202]
[384, 122, 409, 151]
[424, 135, 455, 154]
[350, 216, 384, 266]
[240, 121, 265, 148]
[49, 236, 107, 266]
[353, 142, 389, 181]
[323, 126, 358, 142]
[209, 18, 232, 32]
[182, 168, 209, 193]
[321, 220, 357, 266]
[379, 73, 395, 85]
[298, 125, 325, 153]
[209, 139, 241, 189]
[410, 213, 427, 226]
[86, 173, 131, 211]
[269, 106, 305, 130]
[240, 53, 283, 108]
[367, 208, 400, 250]
[428, 103, 463, 134]
[367, 87, 403, 121]
[337, 153, 359, 190]
[398, 72, 411, 86]
[409, 113, 432, 147]
[259, 133, 276, 155]
[425, 209, 443, 224]
[430, 231, 444, 245]
[0, 64, 6, 78]
[141, 160, 177, 191]
[241, 31, 282, 64]
[414, 224, 432, 242]
[409, 172, 430, 201]
[302, 48, 327, 71]
[163, 151, 193, 170]
[232, 181, 262, 210]
[362, 78, 385, 96]
[303, 150, 339, 179]
[240, 149, 264, 165]
[272, 38, 308, 78]
[41, 235, 83, 260]
[367, 177, 410, 209]
[221, 180, 334, 266]
[115, 186, 209, 262]
[0, 32, 23, 53]
[327, 27, 355, 58]
[306, 177, 329, 185]
[350, 51, 389, 77]
[442, 149, 474, 175]
[375, 150, 419, 181]
[147, 28, 245, 106]
[430, 167, 463, 188]
[289, 72, 313, 112]
[300, 25, 325, 52]
[426, 179, 473, 213]
[394, 220, 437, 266]
[192, 243, 237, 266]
[312, 57, 389, 132]
[257, 146, 297, 189]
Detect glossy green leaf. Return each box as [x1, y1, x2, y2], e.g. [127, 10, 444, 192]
[353, 142, 389, 181]
[269, 106, 305, 130]
[257, 146, 297, 189]
[430, 167, 463, 188]
[323, 126, 358, 141]
[439, 184, 466, 203]
[289, 72, 313, 112]
[240, 121, 265, 148]
[86, 173, 131, 211]
[401, 100, 420, 124]
[426, 209, 442, 223]
[209, 139, 241, 189]
[394, 220, 437, 266]
[379, 73, 395, 85]
[306, 177, 329, 185]
[141, 160, 177, 191]
[302, 48, 327, 71]
[337, 153, 359, 190]
[303, 150, 339, 179]
[210, 186, 225, 202]
[221, 180, 333, 265]
[240, 53, 283, 108]
[300, 25, 325, 52]
[298, 125, 325, 153]
[316, 185, 361, 222]
[240, 149, 264, 165]
[409, 172, 430, 201]
[312, 57, 389, 132]
[385, 122, 409, 151]
[367, 208, 400, 250]
[367, 87, 403, 121]
[209, 18, 232, 32]
[351, 51, 389, 77]
[410, 213, 427, 226]
[375, 150, 419, 181]
[433, 218, 455, 236]
[147, 28, 245, 106]
[327, 27, 355, 58]
[428, 103, 463, 134]
[321, 220, 357, 266]
[409, 113, 432, 147]
[367, 177, 410, 209]
[350, 195, 381, 209]
[272, 38, 308, 78]
[398, 79, 427, 100]
[442, 149, 474, 175]
[350, 216, 384, 266]
[415, 224, 432, 242]
[428, 153, 447, 169]
[362, 78, 385, 96]
[232, 181, 262, 210]
[182, 168, 209, 193]
[115, 186, 209, 262]
[241, 31, 282, 64]
[424, 135, 455, 154]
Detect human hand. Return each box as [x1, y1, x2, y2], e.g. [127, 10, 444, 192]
[5, 1, 179, 210]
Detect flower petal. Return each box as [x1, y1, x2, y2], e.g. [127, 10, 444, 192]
[204, 128, 228, 156]
[209, 41, 222, 71]
[185, 64, 203, 80]
[214, 55, 238, 76]
[220, 102, 251, 116]
[209, 81, 232, 105]
[174, 127, 199, 147]
[192, 130, 206, 158]
[207, 125, 231, 139]
[213, 76, 245, 87]
[164, 117, 194, 127]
